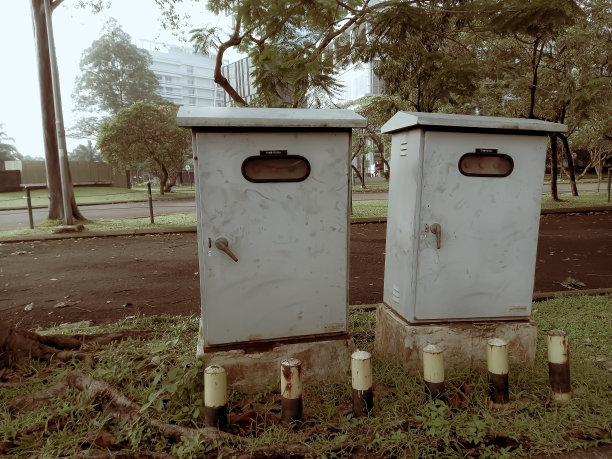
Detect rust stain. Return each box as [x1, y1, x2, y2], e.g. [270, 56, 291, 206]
[282, 364, 293, 382]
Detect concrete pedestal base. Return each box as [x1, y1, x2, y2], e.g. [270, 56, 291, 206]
[374, 303, 537, 370]
[197, 335, 355, 392]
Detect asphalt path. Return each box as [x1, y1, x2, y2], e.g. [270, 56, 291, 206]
[0, 199, 197, 232]
[0, 181, 608, 232]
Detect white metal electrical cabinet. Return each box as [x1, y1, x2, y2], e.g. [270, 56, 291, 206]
[177, 107, 366, 348]
[381, 112, 566, 322]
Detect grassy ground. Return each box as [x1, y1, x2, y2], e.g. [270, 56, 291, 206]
[1, 295, 610, 457]
[0, 213, 197, 239]
[352, 180, 390, 192]
[2, 191, 611, 239]
[0, 186, 194, 209]
[542, 192, 612, 209]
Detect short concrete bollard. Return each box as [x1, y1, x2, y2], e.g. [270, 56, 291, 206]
[281, 358, 303, 423]
[487, 338, 509, 408]
[351, 350, 373, 416]
[547, 330, 572, 401]
[422, 344, 445, 398]
[204, 364, 228, 430]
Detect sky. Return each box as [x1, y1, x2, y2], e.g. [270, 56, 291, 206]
[0, 0, 235, 159]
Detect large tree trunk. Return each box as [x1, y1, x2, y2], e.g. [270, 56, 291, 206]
[559, 133, 578, 197]
[30, 0, 83, 222]
[549, 135, 560, 201]
[30, 0, 62, 219]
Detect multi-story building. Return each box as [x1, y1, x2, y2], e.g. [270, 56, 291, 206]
[336, 60, 384, 105]
[221, 56, 257, 106]
[136, 39, 226, 107]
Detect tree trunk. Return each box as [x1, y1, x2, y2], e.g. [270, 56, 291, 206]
[30, 0, 62, 219]
[559, 133, 578, 196]
[361, 154, 366, 188]
[549, 135, 560, 201]
[213, 19, 248, 106]
[30, 0, 83, 222]
[351, 164, 365, 189]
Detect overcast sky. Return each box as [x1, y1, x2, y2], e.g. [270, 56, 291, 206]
[0, 0, 234, 158]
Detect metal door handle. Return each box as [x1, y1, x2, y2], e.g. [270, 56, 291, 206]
[214, 237, 239, 262]
[430, 223, 441, 249]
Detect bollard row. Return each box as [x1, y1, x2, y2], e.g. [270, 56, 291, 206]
[202, 331, 571, 430]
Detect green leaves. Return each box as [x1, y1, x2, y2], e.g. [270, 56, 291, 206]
[97, 102, 191, 193]
[73, 19, 162, 116]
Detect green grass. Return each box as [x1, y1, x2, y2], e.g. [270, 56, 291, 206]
[352, 180, 389, 192]
[542, 191, 612, 209]
[1, 296, 610, 457]
[352, 200, 388, 218]
[0, 213, 197, 240]
[0, 186, 194, 209]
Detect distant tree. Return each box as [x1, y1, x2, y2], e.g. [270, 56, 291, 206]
[69, 140, 101, 162]
[71, 19, 163, 139]
[350, 95, 408, 187]
[74, 19, 162, 115]
[0, 124, 22, 162]
[97, 102, 190, 194]
[474, 0, 585, 199]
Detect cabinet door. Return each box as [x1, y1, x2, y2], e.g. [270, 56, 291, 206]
[196, 131, 349, 346]
[414, 131, 547, 321]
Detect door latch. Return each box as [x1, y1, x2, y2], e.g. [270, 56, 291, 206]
[214, 237, 239, 262]
[430, 223, 442, 249]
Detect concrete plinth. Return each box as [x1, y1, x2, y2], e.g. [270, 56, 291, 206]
[198, 335, 355, 392]
[374, 303, 537, 370]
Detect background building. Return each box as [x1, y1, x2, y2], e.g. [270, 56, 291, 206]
[221, 57, 257, 106]
[136, 39, 226, 107]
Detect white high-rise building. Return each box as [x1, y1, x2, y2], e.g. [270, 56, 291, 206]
[136, 39, 226, 107]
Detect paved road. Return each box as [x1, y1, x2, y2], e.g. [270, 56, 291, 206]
[0, 199, 197, 232]
[0, 181, 609, 232]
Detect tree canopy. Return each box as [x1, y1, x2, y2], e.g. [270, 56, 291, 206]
[73, 19, 162, 116]
[97, 102, 191, 194]
[71, 19, 164, 141]
[0, 124, 22, 162]
[69, 140, 102, 162]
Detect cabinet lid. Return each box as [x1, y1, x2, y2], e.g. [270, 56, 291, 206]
[177, 107, 366, 129]
[381, 111, 567, 135]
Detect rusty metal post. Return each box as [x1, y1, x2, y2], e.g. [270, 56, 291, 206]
[351, 350, 373, 416]
[147, 182, 154, 224]
[204, 365, 228, 430]
[281, 358, 303, 423]
[547, 330, 571, 401]
[25, 187, 34, 229]
[487, 338, 509, 408]
[423, 344, 445, 399]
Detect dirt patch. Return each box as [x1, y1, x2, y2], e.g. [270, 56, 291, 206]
[1, 212, 610, 330]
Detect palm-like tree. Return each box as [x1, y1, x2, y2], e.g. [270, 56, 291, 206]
[69, 140, 101, 162]
[0, 124, 22, 162]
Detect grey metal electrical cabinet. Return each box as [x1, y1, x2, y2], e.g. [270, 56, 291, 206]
[177, 107, 366, 349]
[381, 112, 566, 322]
